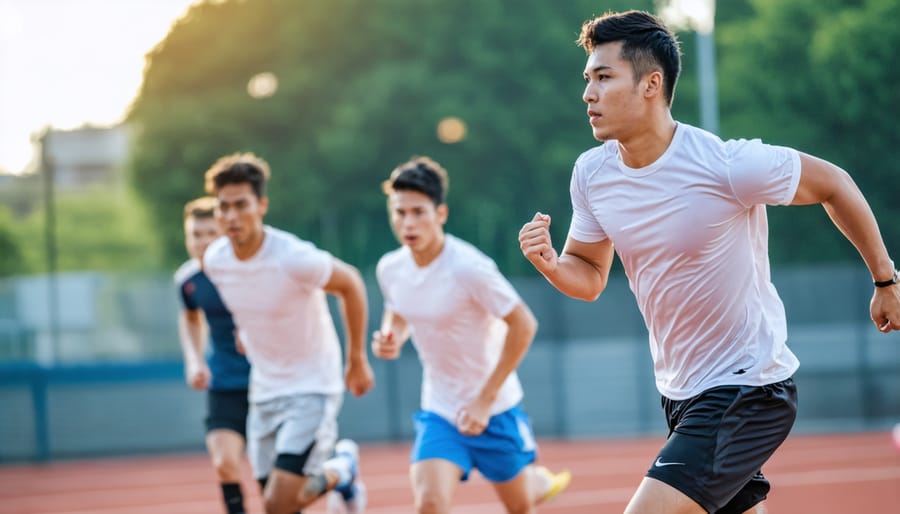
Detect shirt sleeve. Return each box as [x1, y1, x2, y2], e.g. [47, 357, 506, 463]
[726, 139, 801, 207]
[376, 258, 396, 311]
[178, 280, 197, 311]
[459, 257, 521, 319]
[567, 162, 608, 243]
[284, 240, 334, 288]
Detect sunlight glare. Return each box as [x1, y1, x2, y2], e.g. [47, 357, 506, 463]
[0, 0, 200, 174]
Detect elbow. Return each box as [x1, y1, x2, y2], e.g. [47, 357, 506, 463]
[574, 285, 604, 302]
[524, 312, 538, 341]
[580, 291, 602, 302]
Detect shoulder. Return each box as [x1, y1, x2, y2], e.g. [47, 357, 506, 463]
[573, 143, 617, 182]
[173, 259, 200, 285]
[266, 225, 324, 255]
[203, 236, 232, 268]
[377, 246, 410, 276]
[445, 236, 498, 275]
[721, 136, 795, 172]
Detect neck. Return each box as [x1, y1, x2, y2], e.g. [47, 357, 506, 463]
[234, 229, 265, 261]
[616, 110, 677, 169]
[412, 232, 446, 267]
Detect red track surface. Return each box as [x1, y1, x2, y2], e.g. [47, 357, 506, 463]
[2, 432, 898, 513]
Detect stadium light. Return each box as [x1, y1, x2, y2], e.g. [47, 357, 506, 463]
[658, 0, 719, 134]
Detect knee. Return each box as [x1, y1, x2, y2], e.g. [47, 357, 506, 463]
[210, 451, 242, 480]
[263, 493, 295, 514]
[415, 491, 452, 514]
[503, 499, 534, 514]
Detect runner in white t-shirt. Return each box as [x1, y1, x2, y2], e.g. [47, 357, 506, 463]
[518, 11, 900, 514]
[202, 152, 374, 514]
[373, 156, 571, 514]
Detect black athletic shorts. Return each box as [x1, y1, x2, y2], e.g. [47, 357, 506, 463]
[646, 378, 797, 514]
[205, 389, 250, 438]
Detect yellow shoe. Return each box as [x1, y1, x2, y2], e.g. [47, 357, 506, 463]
[536, 465, 572, 503]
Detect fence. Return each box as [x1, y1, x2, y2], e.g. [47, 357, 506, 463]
[0, 264, 897, 462]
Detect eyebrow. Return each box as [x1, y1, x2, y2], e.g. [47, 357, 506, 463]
[583, 65, 613, 77]
[218, 198, 249, 207]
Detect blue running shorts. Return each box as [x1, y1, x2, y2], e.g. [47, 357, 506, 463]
[410, 405, 537, 482]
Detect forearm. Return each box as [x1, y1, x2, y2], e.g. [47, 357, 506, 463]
[339, 273, 369, 364]
[477, 308, 537, 403]
[822, 172, 894, 280]
[177, 313, 206, 363]
[544, 253, 608, 302]
[382, 312, 410, 345]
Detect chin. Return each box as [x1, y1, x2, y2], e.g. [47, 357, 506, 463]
[592, 129, 612, 142]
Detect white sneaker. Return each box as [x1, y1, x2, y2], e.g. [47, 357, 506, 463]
[327, 439, 366, 513]
[325, 482, 367, 514]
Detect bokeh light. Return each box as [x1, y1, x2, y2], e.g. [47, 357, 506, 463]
[247, 72, 278, 99]
[436, 116, 466, 144]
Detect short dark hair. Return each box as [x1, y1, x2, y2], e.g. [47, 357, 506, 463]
[578, 10, 681, 105]
[382, 156, 449, 206]
[204, 152, 271, 198]
[183, 196, 217, 220]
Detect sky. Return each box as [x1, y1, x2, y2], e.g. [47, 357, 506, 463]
[0, 0, 200, 175]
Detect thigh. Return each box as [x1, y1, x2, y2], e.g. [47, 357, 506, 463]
[625, 477, 707, 514]
[205, 389, 250, 438]
[411, 458, 463, 512]
[205, 428, 245, 462]
[491, 468, 534, 514]
[647, 379, 797, 513]
[275, 393, 342, 476]
[247, 400, 279, 479]
[469, 406, 536, 483]
[411, 411, 474, 480]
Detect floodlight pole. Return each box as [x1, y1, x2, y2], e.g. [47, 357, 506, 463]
[696, 29, 719, 134]
[658, 0, 719, 134]
[40, 129, 60, 365]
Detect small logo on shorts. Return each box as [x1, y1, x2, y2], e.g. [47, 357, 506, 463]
[654, 457, 686, 467]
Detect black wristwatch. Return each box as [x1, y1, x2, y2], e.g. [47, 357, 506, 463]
[874, 269, 899, 288]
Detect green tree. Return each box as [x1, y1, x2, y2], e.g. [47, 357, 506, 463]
[15, 188, 163, 273]
[127, 0, 652, 273]
[128, 0, 898, 274]
[716, 0, 900, 263]
[0, 206, 27, 276]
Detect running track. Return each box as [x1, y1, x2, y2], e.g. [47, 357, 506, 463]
[2, 432, 897, 513]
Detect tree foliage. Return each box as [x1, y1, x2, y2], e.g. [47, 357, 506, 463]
[127, 0, 898, 275]
[127, 0, 650, 273]
[717, 0, 900, 263]
[13, 188, 163, 273]
[0, 206, 26, 277]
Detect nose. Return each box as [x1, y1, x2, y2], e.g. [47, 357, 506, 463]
[222, 208, 238, 222]
[583, 82, 597, 104]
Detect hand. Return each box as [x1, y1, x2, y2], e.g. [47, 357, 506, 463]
[345, 358, 375, 397]
[372, 330, 401, 359]
[456, 397, 492, 436]
[871, 285, 900, 333]
[185, 360, 210, 390]
[519, 212, 559, 275]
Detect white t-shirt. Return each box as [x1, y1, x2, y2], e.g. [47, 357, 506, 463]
[568, 123, 802, 400]
[376, 235, 524, 423]
[203, 226, 343, 402]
